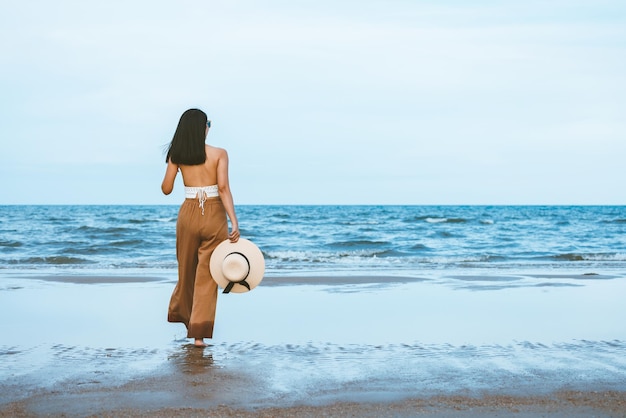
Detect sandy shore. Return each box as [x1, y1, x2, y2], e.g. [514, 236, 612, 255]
[3, 385, 625, 417]
[2, 340, 625, 417]
[1, 272, 625, 416]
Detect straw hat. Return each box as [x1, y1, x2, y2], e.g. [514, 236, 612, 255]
[210, 238, 265, 293]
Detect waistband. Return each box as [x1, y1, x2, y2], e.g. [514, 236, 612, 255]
[185, 185, 219, 199]
[185, 185, 219, 215]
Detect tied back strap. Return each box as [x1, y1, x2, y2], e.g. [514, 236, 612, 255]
[185, 186, 219, 216]
[198, 189, 207, 215]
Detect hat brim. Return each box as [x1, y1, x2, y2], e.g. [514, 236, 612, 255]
[210, 238, 265, 293]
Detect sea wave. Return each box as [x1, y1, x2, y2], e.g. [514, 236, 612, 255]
[262, 251, 510, 269]
[2, 205, 625, 274]
[0, 240, 22, 248]
[328, 240, 390, 248]
[75, 226, 133, 235]
[425, 217, 468, 224]
[7, 256, 95, 265]
[549, 252, 626, 262]
[59, 239, 149, 255]
[603, 218, 626, 224]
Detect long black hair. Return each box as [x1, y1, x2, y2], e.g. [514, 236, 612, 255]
[165, 109, 207, 165]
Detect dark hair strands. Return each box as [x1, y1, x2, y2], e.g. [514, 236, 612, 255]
[165, 109, 207, 165]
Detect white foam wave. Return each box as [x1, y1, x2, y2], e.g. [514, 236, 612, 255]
[583, 253, 626, 262]
[425, 217, 447, 223]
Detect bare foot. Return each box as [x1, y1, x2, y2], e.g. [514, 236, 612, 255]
[194, 338, 208, 347]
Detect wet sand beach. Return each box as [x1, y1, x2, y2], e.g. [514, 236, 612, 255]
[1, 272, 626, 416]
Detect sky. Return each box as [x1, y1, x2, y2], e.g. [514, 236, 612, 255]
[1, 0, 625, 205]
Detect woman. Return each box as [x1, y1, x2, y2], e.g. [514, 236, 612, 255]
[162, 108, 240, 347]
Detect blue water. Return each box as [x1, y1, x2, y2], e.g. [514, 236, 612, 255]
[2, 205, 626, 405]
[1, 205, 625, 276]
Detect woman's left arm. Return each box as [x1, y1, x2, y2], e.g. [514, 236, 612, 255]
[161, 159, 178, 195]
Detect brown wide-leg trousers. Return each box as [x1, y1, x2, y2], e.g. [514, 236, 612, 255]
[168, 197, 228, 338]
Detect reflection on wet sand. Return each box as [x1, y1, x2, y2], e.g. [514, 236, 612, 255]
[167, 344, 215, 375]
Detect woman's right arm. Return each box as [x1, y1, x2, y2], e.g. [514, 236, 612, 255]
[216, 149, 240, 242]
[161, 159, 178, 195]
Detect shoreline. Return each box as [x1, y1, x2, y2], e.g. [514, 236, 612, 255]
[2, 339, 625, 417]
[3, 385, 625, 417]
[1, 272, 625, 416]
[4, 271, 623, 285]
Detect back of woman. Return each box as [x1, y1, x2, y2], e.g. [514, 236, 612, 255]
[161, 109, 239, 348]
[178, 145, 221, 187]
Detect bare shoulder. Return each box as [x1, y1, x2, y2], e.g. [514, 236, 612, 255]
[205, 145, 228, 158]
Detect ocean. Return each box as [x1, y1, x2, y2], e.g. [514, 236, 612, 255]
[1, 205, 625, 277]
[2, 205, 626, 407]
